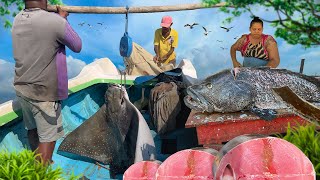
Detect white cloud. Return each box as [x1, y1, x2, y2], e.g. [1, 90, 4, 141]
[66, 55, 86, 79]
[0, 59, 15, 104]
[297, 51, 320, 76]
[0, 59, 6, 64]
[279, 41, 295, 53]
[285, 59, 320, 76]
[303, 59, 320, 76]
[299, 51, 320, 60]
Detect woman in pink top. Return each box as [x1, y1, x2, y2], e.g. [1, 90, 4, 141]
[230, 17, 280, 68]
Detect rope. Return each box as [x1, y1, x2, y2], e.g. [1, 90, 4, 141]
[122, 6, 129, 75]
[120, 70, 126, 86]
[125, 6, 129, 33]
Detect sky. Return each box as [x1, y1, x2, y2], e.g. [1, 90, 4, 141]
[0, 0, 319, 104]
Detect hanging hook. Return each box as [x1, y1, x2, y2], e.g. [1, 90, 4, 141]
[126, 6, 129, 17]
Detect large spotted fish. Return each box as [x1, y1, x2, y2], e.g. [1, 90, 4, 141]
[184, 67, 320, 120]
[58, 84, 156, 174]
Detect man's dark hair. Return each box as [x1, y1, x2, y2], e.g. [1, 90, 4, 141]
[250, 16, 263, 27]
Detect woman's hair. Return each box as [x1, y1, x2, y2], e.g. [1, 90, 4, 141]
[250, 16, 263, 27]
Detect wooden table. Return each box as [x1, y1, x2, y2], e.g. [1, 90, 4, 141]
[185, 110, 308, 149]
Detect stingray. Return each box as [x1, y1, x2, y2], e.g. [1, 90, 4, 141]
[58, 84, 156, 173]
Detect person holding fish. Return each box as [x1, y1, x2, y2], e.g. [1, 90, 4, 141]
[153, 15, 179, 69]
[230, 17, 280, 68]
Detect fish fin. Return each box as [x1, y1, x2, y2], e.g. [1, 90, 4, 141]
[273, 86, 320, 126]
[57, 105, 121, 165]
[250, 106, 277, 121]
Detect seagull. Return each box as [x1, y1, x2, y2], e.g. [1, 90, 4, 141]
[220, 26, 234, 32]
[78, 22, 85, 26]
[234, 36, 238, 39]
[184, 23, 199, 29]
[202, 26, 211, 36]
[220, 47, 228, 50]
[217, 40, 223, 42]
[97, 22, 103, 25]
[87, 24, 93, 28]
[191, 48, 201, 54]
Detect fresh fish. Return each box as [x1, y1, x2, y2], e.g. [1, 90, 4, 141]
[58, 84, 156, 174]
[184, 67, 320, 120]
[213, 135, 316, 179]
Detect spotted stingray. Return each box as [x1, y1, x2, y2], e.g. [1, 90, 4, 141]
[58, 84, 156, 173]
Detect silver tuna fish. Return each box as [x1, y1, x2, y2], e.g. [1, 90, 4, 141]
[184, 67, 320, 118]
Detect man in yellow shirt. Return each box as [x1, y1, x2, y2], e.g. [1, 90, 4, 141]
[153, 16, 179, 67]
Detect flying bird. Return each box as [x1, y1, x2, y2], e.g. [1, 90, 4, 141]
[220, 47, 228, 50]
[234, 36, 238, 39]
[220, 26, 234, 32]
[87, 24, 93, 28]
[217, 40, 223, 42]
[191, 48, 201, 53]
[78, 22, 85, 26]
[184, 23, 199, 29]
[202, 26, 211, 36]
[97, 22, 103, 25]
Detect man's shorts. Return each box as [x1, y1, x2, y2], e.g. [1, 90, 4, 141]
[17, 95, 64, 143]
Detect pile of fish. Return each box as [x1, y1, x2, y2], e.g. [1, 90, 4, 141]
[123, 135, 316, 179]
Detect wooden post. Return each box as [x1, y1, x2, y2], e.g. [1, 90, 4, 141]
[300, 59, 305, 74]
[47, 2, 231, 14]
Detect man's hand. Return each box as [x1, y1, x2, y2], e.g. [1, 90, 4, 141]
[57, 6, 69, 19]
[153, 55, 163, 67]
[153, 55, 160, 62]
[161, 55, 168, 62]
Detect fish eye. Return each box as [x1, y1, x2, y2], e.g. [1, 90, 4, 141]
[206, 83, 213, 89]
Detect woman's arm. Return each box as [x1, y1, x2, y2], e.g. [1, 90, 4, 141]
[266, 38, 280, 68]
[230, 35, 245, 67]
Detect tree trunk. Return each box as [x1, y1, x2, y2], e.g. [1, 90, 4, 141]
[47, 2, 230, 14]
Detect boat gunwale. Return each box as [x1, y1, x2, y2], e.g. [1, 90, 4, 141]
[0, 78, 136, 127]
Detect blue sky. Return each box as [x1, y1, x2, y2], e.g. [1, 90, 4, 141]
[0, 0, 320, 104]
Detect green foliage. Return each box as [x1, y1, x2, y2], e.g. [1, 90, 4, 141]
[202, 0, 320, 47]
[0, 149, 81, 180]
[4, 20, 11, 28]
[0, 0, 63, 28]
[48, 0, 63, 5]
[277, 124, 320, 177]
